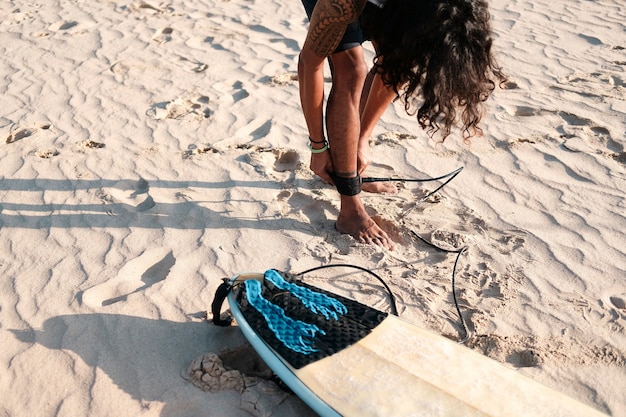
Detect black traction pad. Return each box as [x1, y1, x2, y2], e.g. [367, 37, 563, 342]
[233, 273, 388, 369]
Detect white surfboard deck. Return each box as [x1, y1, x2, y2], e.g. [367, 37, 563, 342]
[226, 272, 607, 417]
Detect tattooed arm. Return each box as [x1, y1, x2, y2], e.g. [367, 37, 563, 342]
[298, 0, 367, 183]
[304, 0, 367, 58]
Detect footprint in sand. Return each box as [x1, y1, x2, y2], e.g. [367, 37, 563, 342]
[267, 72, 298, 87]
[81, 140, 105, 149]
[2, 7, 35, 25]
[278, 190, 337, 228]
[231, 80, 249, 103]
[5, 123, 52, 144]
[147, 94, 211, 121]
[152, 27, 173, 44]
[81, 248, 175, 307]
[609, 296, 626, 311]
[559, 113, 625, 164]
[176, 56, 208, 73]
[72, 140, 105, 156]
[102, 178, 156, 212]
[246, 147, 301, 177]
[51, 21, 79, 31]
[6, 127, 37, 144]
[35, 148, 60, 159]
[131, 2, 175, 15]
[552, 70, 626, 100]
[495, 231, 526, 254]
[514, 106, 545, 117]
[374, 131, 418, 147]
[182, 144, 218, 160]
[273, 149, 300, 172]
[607, 295, 626, 322]
[501, 80, 519, 90]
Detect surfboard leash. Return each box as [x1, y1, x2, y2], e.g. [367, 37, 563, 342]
[362, 166, 463, 205]
[409, 231, 470, 344]
[296, 264, 399, 316]
[211, 167, 472, 342]
[298, 166, 472, 343]
[367, 166, 471, 343]
[295, 241, 470, 344]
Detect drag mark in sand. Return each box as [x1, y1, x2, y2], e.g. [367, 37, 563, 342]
[80, 247, 175, 307]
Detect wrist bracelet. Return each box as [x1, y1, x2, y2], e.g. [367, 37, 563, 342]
[309, 135, 326, 144]
[309, 143, 329, 153]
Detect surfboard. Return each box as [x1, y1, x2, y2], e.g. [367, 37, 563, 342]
[215, 269, 608, 417]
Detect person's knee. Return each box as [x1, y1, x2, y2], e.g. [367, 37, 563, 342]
[330, 48, 367, 90]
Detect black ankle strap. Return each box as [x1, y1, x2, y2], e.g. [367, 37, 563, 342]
[331, 173, 362, 196]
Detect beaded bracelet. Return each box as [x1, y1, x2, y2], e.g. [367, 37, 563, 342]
[309, 143, 329, 153]
[309, 136, 329, 153]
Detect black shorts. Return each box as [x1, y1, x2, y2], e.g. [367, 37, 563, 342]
[301, 0, 372, 53]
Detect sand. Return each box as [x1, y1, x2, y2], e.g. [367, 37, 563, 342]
[0, 0, 624, 416]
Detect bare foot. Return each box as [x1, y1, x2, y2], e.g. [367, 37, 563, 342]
[361, 180, 397, 194]
[335, 195, 395, 250]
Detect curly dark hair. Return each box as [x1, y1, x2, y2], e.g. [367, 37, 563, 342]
[363, 0, 506, 139]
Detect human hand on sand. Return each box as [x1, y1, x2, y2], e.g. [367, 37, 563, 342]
[357, 141, 372, 175]
[309, 151, 334, 185]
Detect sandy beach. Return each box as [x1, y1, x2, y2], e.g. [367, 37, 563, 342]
[1, 0, 624, 416]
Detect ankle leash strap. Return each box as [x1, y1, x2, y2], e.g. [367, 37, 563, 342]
[331, 173, 362, 196]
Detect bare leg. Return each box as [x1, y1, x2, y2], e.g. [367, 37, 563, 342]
[358, 60, 399, 194]
[359, 65, 377, 117]
[327, 48, 394, 250]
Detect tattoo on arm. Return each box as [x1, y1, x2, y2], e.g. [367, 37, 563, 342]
[305, 0, 367, 57]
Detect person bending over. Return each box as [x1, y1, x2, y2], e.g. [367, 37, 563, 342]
[298, 0, 506, 250]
